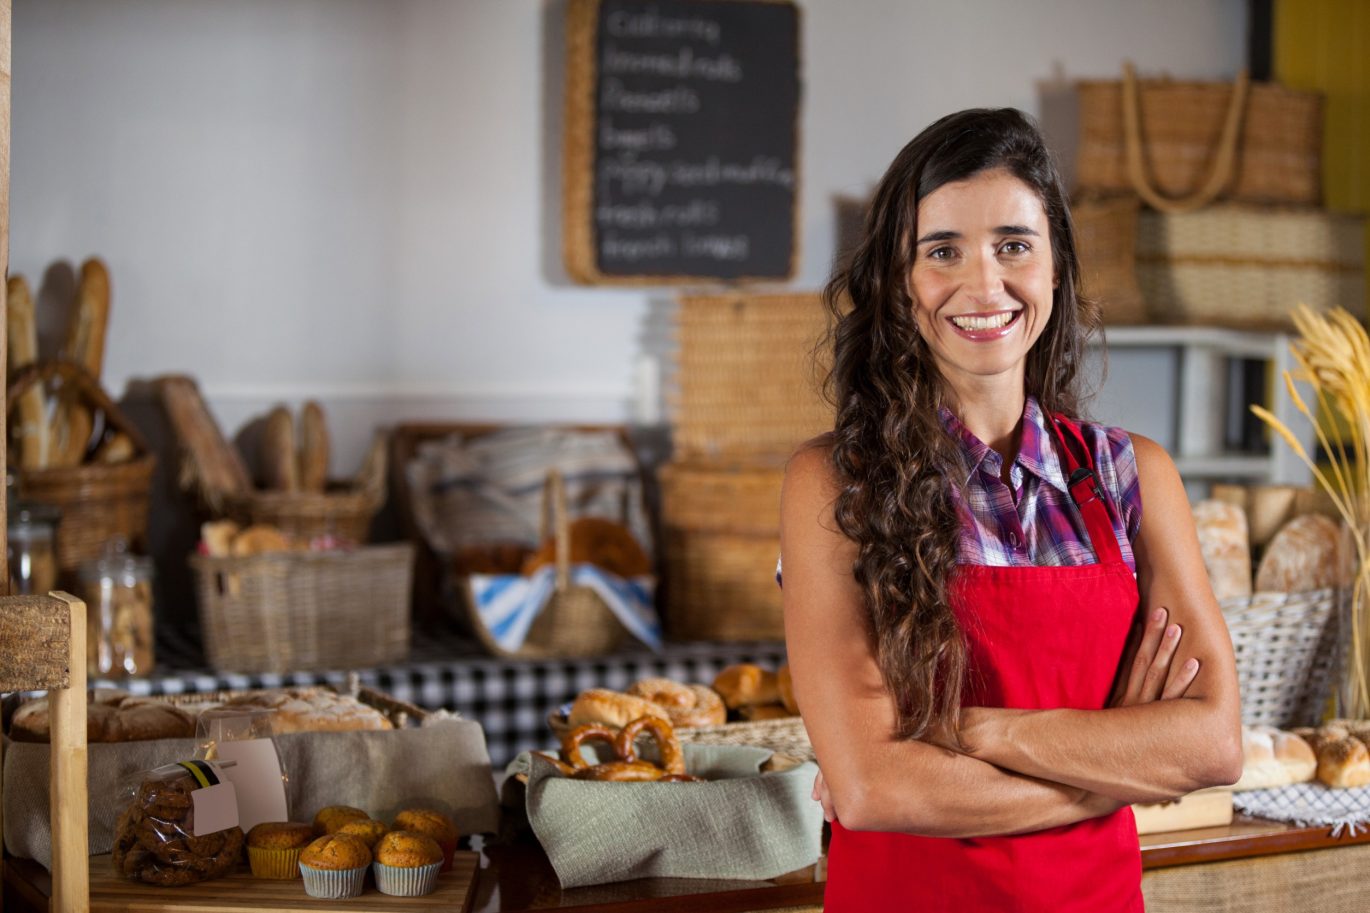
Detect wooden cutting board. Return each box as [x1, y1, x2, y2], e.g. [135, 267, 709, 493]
[88, 852, 479, 913]
[1132, 788, 1234, 836]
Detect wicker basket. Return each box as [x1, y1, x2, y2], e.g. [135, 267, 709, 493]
[1076, 70, 1322, 207]
[1073, 194, 1147, 325]
[673, 293, 833, 463]
[658, 460, 785, 642]
[460, 471, 635, 659]
[1223, 587, 1345, 728]
[6, 361, 155, 583]
[223, 485, 379, 543]
[1136, 204, 1365, 329]
[191, 542, 414, 674]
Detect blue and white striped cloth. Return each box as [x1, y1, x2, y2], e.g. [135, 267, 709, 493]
[470, 565, 662, 654]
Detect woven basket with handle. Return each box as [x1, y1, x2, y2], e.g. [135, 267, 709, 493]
[1223, 587, 1345, 728]
[1076, 65, 1322, 211]
[463, 470, 635, 659]
[7, 360, 155, 583]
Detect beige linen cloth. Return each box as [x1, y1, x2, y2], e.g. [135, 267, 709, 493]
[505, 743, 824, 887]
[4, 719, 500, 869]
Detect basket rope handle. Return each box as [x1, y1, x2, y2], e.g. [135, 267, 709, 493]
[1122, 62, 1249, 214]
[539, 469, 572, 593]
[6, 359, 151, 456]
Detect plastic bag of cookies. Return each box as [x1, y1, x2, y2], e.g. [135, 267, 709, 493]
[110, 761, 245, 886]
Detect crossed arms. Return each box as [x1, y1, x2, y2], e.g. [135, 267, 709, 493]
[779, 435, 1243, 838]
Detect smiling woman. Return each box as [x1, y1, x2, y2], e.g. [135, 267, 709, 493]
[779, 109, 1243, 912]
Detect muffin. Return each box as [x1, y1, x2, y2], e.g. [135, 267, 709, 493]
[336, 817, 390, 849]
[298, 833, 371, 899]
[371, 831, 444, 897]
[312, 805, 370, 836]
[391, 808, 459, 872]
[245, 822, 315, 879]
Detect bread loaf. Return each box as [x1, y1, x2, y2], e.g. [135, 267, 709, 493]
[712, 664, 781, 710]
[1191, 500, 1252, 601]
[222, 688, 392, 733]
[48, 258, 113, 468]
[1315, 735, 1370, 789]
[6, 275, 49, 469]
[566, 689, 670, 729]
[298, 400, 330, 494]
[1255, 514, 1345, 593]
[261, 406, 298, 492]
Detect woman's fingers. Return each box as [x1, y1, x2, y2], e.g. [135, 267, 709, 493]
[1124, 607, 1169, 703]
[1141, 622, 1183, 701]
[812, 769, 836, 822]
[1162, 657, 1201, 700]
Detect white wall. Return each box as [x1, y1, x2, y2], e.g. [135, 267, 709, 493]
[11, 0, 1249, 471]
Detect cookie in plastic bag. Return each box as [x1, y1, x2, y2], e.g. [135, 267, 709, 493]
[110, 761, 245, 886]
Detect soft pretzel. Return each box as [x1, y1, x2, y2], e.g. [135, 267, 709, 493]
[712, 664, 780, 710]
[615, 715, 686, 776]
[627, 679, 726, 728]
[561, 723, 620, 770]
[572, 760, 665, 782]
[567, 689, 670, 728]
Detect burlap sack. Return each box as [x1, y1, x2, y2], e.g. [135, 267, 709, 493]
[4, 719, 499, 869]
[505, 743, 823, 887]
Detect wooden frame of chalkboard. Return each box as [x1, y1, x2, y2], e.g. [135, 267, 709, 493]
[563, 0, 802, 285]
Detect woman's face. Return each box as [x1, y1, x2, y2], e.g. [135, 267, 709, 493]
[907, 167, 1056, 398]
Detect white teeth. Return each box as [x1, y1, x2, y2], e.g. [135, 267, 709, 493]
[951, 312, 1015, 330]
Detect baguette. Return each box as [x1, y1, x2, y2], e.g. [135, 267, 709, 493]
[48, 258, 112, 467]
[6, 275, 50, 469]
[298, 400, 329, 493]
[93, 431, 137, 464]
[261, 405, 298, 492]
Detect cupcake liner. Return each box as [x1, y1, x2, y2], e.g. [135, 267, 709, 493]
[373, 860, 442, 897]
[298, 863, 367, 899]
[248, 845, 305, 880]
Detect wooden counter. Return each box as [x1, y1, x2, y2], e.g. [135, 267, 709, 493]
[7, 814, 1370, 913]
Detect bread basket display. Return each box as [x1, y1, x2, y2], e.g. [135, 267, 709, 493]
[158, 375, 387, 543]
[461, 470, 656, 659]
[6, 360, 155, 585]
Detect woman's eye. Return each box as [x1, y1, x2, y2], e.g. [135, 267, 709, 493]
[999, 240, 1030, 255]
[928, 246, 955, 261]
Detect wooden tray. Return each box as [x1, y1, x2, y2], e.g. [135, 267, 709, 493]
[87, 852, 479, 912]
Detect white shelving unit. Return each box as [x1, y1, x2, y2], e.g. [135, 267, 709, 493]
[1099, 325, 1314, 487]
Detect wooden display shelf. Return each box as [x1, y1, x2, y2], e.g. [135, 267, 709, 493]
[11, 852, 478, 913]
[8, 817, 1370, 913]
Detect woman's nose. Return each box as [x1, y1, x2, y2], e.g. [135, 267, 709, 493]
[961, 251, 1005, 304]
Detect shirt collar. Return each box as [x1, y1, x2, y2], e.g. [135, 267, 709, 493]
[939, 396, 1071, 494]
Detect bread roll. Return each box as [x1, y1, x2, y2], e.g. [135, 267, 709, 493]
[231, 524, 294, 557]
[712, 664, 781, 710]
[566, 689, 669, 729]
[1232, 726, 1291, 791]
[1316, 735, 1370, 789]
[201, 520, 241, 558]
[1192, 500, 1252, 601]
[1255, 514, 1344, 593]
[738, 703, 794, 721]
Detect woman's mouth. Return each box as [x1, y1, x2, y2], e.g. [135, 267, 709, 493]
[947, 310, 1022, 339]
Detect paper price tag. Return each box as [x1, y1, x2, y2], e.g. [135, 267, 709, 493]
[214, 738, 289, 833]
[175, 761, 240, 837]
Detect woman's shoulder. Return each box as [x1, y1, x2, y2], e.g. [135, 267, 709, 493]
[781, 434, 841, 512]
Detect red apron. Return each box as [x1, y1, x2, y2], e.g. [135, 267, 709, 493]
[824, 415, 1144, 912]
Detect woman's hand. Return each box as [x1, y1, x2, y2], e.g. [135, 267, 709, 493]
[812, 768, 836, 823]
[1111, 606, 1201, 707]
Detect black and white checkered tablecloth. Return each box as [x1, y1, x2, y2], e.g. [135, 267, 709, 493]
[93, 625, 789, 768]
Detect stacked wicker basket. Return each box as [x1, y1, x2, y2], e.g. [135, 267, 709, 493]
[1072, 65, 1365, 329]
[661, 293, 833, 641]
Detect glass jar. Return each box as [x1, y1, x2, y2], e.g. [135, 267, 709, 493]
[7, 503, 61, 596]
[79, 546, 156, 677]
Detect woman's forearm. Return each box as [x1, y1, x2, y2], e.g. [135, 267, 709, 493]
[961, 700, 1243, 804]
[831, 738, 1123, 837]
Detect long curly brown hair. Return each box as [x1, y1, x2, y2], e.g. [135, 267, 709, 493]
[823, 108, 1101, 741]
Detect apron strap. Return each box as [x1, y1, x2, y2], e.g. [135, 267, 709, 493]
[1049, 414, 1124, 566]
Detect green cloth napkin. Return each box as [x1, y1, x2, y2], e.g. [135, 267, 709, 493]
[506, 743, 823, 888]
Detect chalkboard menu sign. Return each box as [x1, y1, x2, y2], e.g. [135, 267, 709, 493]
[563, 0, 801, 284]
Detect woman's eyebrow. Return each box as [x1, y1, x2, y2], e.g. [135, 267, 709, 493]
[997, 224, 1040, 236]
[915, 229, 959, 245]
